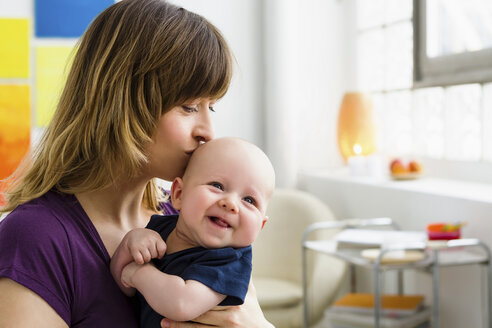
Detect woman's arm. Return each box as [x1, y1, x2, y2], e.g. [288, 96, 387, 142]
[124, 262, 226, 322]
[0, 278, 68, 328]
[160, 280, 274, 328]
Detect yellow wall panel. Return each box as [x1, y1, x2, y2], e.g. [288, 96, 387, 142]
[36, 46, 74, 127]
[0, 19, 29, 78]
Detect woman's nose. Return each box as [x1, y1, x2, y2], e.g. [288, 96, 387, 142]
[193, 111, 214, 143]
[218, 197, 239, 214]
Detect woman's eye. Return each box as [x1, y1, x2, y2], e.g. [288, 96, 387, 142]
[209, 106, 215, 112]
[243, 196, 256, 205]
[210, 182, 224, 190]
[182, 105, 198, 113]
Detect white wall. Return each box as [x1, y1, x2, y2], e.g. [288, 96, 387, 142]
[172, 0, 265, 148]
[294, 0, 357, 171]
[261, 0, 356, 187]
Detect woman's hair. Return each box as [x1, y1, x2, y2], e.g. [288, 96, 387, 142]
[2, 0, 233, 213]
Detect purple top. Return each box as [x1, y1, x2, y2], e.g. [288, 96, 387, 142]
[0, 189, 178, 327]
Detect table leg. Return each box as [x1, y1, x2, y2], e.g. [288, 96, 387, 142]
[374, 259, 382, 328]
[432, 249, 439, 328]
[350, 264, 356, 293]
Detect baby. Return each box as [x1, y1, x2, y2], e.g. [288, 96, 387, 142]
[110, 137, 275, 327]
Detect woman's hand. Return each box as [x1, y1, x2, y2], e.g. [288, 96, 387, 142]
[160, 281, 274, 328]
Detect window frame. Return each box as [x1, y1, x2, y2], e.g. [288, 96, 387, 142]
[413, 0, 492, 88]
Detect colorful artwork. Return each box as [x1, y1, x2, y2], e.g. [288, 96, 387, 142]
[1, 2, 114, 205]
[0, 19, 29, 78]
[36, 46, 74, 127]
[35, 0, 114, 38]
[0, 85, 30, 205]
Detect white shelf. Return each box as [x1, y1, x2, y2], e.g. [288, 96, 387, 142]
[300, 168, 492, 204]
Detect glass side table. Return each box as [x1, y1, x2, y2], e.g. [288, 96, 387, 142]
[301, 218, 492, 328]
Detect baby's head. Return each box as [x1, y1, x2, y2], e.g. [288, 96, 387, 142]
[171, 137, 275, 249]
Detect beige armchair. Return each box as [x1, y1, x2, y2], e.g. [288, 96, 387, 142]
[252, 188, 347, 328]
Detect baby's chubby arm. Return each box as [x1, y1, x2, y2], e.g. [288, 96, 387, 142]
[110, 228, 167, 296]
[122, 262, 227, 322]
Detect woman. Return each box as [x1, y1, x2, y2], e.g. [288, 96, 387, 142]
[0, 1, 273, 327]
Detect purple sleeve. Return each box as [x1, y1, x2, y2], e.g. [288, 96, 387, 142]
[0, 206, 73, 324]
[159, 189, 179, 215]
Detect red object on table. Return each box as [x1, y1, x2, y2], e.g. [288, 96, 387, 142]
[426, 223, 461, 240]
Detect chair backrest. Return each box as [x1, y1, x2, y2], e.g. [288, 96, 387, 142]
[252, 188, 347, 326]
[253, 188, 337, 282]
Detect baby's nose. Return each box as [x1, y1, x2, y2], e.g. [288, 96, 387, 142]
[218, 197, 239, 214]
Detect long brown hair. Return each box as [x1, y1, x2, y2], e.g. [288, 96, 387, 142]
[2, 0, 233, 213]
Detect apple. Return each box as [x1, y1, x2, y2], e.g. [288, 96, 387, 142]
[408, 160, 422, 173]
[390, 159, 407, 174]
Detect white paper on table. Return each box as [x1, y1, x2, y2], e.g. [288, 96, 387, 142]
[335, 229, 427, 248]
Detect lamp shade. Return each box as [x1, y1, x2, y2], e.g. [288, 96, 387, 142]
[337, 92, 376, 162]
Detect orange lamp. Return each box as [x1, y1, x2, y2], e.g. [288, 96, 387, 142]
[337, 92, 376, 162]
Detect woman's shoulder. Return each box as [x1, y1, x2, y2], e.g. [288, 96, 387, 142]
[0, 191, 77, 244]
[6, 190, 67, 217]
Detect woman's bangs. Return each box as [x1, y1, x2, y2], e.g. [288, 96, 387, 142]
[181, 26, 232, 102]
[203, 47, 232, 100]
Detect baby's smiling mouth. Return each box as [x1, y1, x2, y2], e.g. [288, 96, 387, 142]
[209, 216, 231, 228]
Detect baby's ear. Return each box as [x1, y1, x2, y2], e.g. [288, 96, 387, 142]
[170, 177, 184, 210]
[261, 216, 268, 229]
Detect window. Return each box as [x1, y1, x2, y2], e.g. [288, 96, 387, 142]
[414, 0, 492, 87]
[356, 0, 492, 171]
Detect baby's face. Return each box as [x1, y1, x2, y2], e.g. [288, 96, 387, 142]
[173, 138, 275, 249]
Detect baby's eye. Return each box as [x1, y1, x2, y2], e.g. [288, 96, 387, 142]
[210, 182, 224, 190]
[243, 196, 256, 205]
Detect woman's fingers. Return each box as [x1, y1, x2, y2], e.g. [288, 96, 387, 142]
[160, 318, 215, 328]
[192, 306, 230, 325]
[160, 306, 236, 328]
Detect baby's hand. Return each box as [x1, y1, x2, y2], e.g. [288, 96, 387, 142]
[125, 228, 166, 264]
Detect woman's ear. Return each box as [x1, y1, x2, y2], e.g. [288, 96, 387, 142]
[170, 177, 184, 210]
